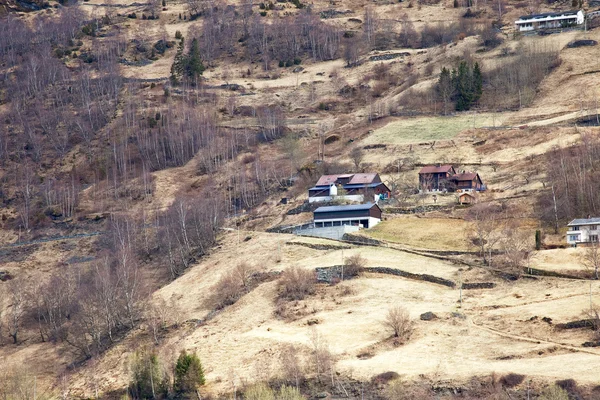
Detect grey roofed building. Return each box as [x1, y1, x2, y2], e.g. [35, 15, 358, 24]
[568, 217, 600, 226]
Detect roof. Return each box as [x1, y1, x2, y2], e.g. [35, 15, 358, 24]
[568, 218, 600, 226]
[314, 202, 380, 213]
[308, 186, 331, 191]
[419, 165, 454, 174]
[315, 173, 380, 186]
[348, 173, 379, 184]
[452, 173, 479, 181]
[517, 10, 579, 21]
[315, 174, 352, 186]
[343, 182, 385, 189]
[459, 192, 475, 198]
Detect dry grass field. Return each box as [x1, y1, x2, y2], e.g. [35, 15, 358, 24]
[365, 215, 473, 252]
[58, 232, 600, 397]
[6, 0, 600, 395]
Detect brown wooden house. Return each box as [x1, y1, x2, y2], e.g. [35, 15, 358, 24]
[418, 165, 456, 192]
[451, 172, 484, 192]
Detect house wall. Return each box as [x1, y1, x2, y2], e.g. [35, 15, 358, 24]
[314, 209, 372, 220]
[313, 216, 381, 228]
[308, 194, 364, 203]
[567, 224, 600, 245]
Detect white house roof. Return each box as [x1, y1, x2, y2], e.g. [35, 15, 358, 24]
[515, 10, 581, 24]
[568, 217, 600, 226]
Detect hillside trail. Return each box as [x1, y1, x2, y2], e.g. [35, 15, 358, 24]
[517, 109, 597, 127]
[467, 316, 600, 357]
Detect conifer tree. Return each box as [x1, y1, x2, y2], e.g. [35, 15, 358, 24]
[184, 38, 205, 80]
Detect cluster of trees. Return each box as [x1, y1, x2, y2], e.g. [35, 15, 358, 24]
[437, 61, 483, 113]
[170, 37, 205, 85]
[484, 43, 560, 109]
[179, 5, 343, 72]
[466, 202, 534, 275]
[537, 135, 600, 233]
[129, 350, 205, 399]
[0, 192, 223, 357]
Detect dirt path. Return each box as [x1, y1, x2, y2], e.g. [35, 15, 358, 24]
[468, 317, 600, 356]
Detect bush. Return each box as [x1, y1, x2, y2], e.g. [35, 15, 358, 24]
[278, 267, 316, 301]
[174, 351, 205, 394]
[539, 385, 569, 400]
[207, 271, 246, 309]
[499, 373, 525, 388]
[343, 254, 366, 277]
[245, 383, 275, 400]
[372, 371, 400, 384]
[383, 305, 413, 340]
[175, 30, 182, 39]
[480, 25, 502, 48]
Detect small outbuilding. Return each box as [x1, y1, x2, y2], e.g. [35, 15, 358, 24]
[458, 193, 476, 205]
[313, 203, 382, 229]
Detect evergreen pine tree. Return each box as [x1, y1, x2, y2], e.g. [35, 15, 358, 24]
[174, 350, 206, 394]
[184, 38, 205, 80]
[170, 38, 185, 85]
[437, 67, 453, 115]
[454, 61, 472, 111]
[472, 61, 483, 104]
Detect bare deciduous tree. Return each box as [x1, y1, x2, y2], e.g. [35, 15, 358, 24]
[280, 344, 304, 389]
[309, 328, 336, 384]
[7, 280, 26, 344]
[349, 147, 364, 171]
[582, 242, 600, 280]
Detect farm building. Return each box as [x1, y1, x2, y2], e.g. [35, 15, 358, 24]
[451, 172, 484, 192]
[458, 193, 476, 205]
[419, 165, 486, 193]
[515, 10, 584, 32]
[308, 173, 391, 203]
[567, 217, 600, 246]
[313, 203, 382, 229]
[418, 165, 456, 192]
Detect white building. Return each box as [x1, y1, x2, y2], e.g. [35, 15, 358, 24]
[515, 10, 584, 32]
[566, 217, 600, 246]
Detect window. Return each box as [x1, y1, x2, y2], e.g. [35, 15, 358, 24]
[569, 234, 580, 242]
[570, 226, 579, 231]
[590, 235, 598, 243]
[589, 225, 598, 231]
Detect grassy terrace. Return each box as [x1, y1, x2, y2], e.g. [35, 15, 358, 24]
[363, 113, 508, 145]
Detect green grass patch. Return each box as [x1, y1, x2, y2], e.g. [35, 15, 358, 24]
[364, 114, 506, 145]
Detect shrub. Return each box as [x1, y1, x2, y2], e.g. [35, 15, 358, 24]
[539, 385, 569, 400]
[278, 267, 316, 301]
[174, 351, 205, 394]
[343, 254, 366, 277]
[383, 305, 413, 340]
[278, 385, 304, 400]
[480, 25, 502, 48]
[372, 371, 400, 384]
[245, 383, 275, 400]
[499, 373, 525, 388]
[207, 271, 245, 309]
